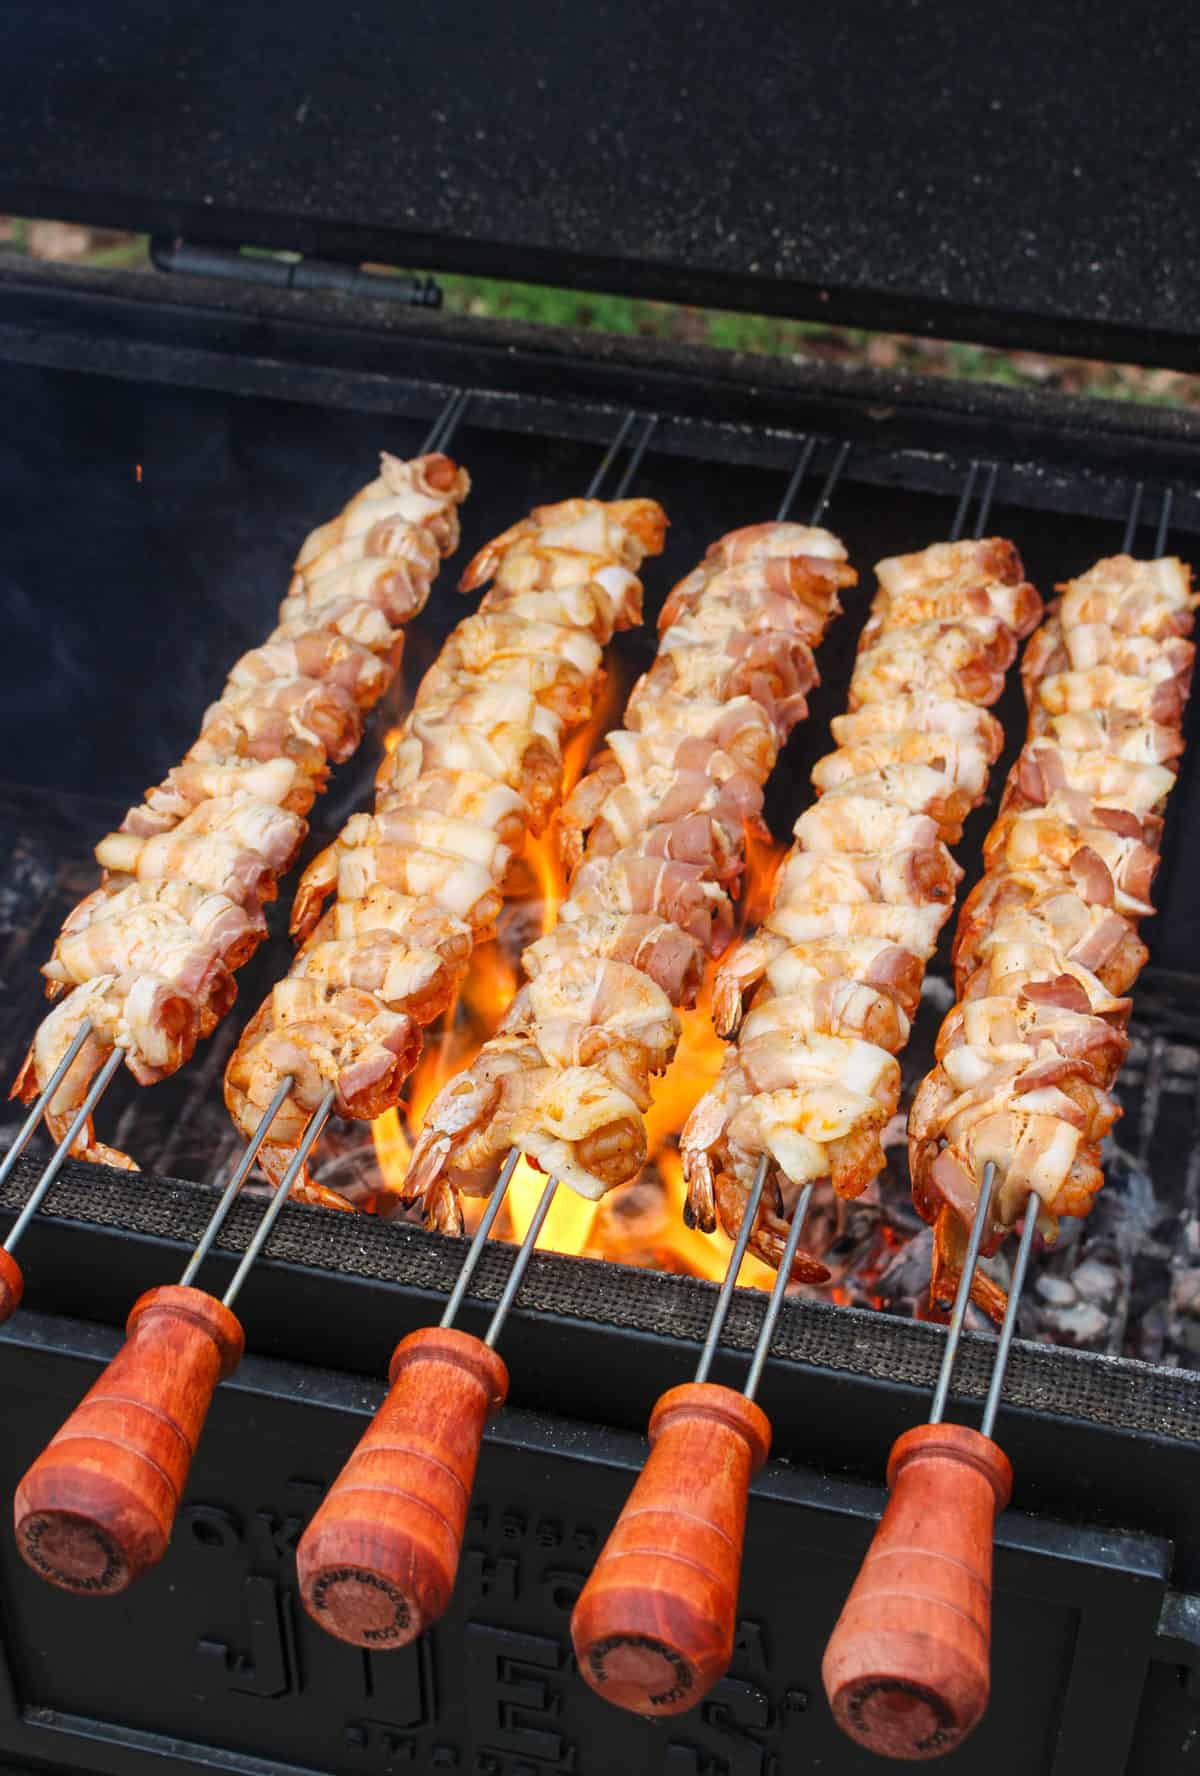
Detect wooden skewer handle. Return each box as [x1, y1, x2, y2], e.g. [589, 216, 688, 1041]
[821, 1421, 1013, 1761]
[296, 1326, 508, 1650]
[571, 1382, 771, 1717]
[0, 1249, 23, 1323]
[13, 1283, 243, 1595]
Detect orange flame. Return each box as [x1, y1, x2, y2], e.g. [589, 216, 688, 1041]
[370, 678, 791, 1289]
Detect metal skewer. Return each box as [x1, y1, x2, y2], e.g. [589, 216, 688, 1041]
[0, 1033, 119, 1320]
[571, 1156, 818, 1716]
[566, 430, 855, 1713]
[297, 410, 856, 1656]
[950, 456, 1000, 543]
[0, 390, 473, 1320]
[295, 1149, 557, 1650]
[295, 398, 663, 1653]
[821, 1163, 1038, 1761]
[13, 1080, 334, 1596]
[0, 1021, 94, 1199]
[823, 466, 1181, 1759]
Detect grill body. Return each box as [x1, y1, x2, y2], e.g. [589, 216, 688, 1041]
[0, 261, 1199, 1773]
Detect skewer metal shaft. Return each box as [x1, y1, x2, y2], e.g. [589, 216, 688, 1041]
[572, 1158, 814, 1717]
[743, 1182, 814, 1401]
[4, 1044, 124, 1256]
[612, 413, 658, 499]
[810, 439, 853, 527]
[980, 1201, 1039, 1439]
[438, 1146, 521, 1326]
[1122, 477, 1174, 558]
[929, 1159, 996, 1423]
[950, 458, 999, 543]
[483, 1171, 558, 1348]
[0, 1019, 96, 1203]
[774, 437, 817, 523]
[586, 409, 640, 499]
[178, 1073, 295, 1285]
[822, 1165, 1033, 1761]
[13, 1073, 341, 1597]
[422, 387, 471, 454]
[297, 398, 683, 1652]
[694, 1152, 769, 1382]
[222, 1086, 335, 1307]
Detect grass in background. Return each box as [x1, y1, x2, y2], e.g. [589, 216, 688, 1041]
[3, 217, 1197, 410]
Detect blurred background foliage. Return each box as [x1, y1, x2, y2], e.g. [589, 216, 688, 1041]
[4, 215, 1198, 410]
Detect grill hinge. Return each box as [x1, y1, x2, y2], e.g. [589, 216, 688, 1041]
[149, 237, 442, 307]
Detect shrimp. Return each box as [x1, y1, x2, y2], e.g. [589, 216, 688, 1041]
[478, 551, 645, 637]
[229, 634, 390, 709]
[499, 959, 680, 1106]
[712, 933, 923, 1038]
[294, 934, 455, 1027]
[522, 913, 706, 1009]
[403, 1044, 646, 1223]
[1056, 554, 1195, 638]
[831, 693, 1004, 759]
[459, 497, 667, 591]
[659, 549, 853, 640]
[57, 879, 266, 972]
[848, 617, 1017, 708]
[679, 1074, 831, 1280]
[953, 879, 1148, 997]
[225, 981, 420, 1183]
[295, 453, 469, 572]
[294, 816, 505, 936]
[201, 677, 363, 766]
[98, 830, 277, 909]
[376, 767, 529, 852]
[626, 691, 779, 780]
[122, 755, 315, 836]
[43, 904, 235, 1032]
[416, 613, 604, 725]
[14, 973, 200, 1159]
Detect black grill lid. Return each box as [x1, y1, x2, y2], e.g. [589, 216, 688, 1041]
[1, 0, 1198, 364]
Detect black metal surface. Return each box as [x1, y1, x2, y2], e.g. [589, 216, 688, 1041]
[2, 266, 1200, 1770]
[0, 1311, 1174, 1776]
[2, 3, 1200, 366]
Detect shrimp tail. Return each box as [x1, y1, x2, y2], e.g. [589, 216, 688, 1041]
[290, 844, 338, 943]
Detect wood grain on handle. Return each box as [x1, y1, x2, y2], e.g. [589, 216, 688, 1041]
[571, 1382, 771, 1717]
[0, 1249, 23, 1323]
[13, 1284, 243, 1595]
[296, 1326, 509, 1650]
[821, 1422, 1013, 1761]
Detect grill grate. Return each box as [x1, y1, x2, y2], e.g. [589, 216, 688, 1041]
[3, 368, 1200, 1445]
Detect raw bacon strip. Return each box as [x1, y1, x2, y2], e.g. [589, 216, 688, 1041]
[225, 497, 666, 1205]
[684, 538, 1042, 1273]
[910, 554, 1196, 1320]
[16, 452, 469, 1167]
[402, 523, 853, 1229]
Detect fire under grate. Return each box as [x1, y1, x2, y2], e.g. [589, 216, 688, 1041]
[3, 378, 1200, 1394]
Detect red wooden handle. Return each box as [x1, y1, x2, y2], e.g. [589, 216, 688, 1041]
[0, 1248, 23, 1323]
[571, 1381, 771, 1717]
[296, 1326, 509, 1649]
[821, 1422, 1013, 1760]
[13, 1284, 243, 1595]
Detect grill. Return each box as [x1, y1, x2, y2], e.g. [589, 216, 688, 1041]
[3, 9, 1200, 1773]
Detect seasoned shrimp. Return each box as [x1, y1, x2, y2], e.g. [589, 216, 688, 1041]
[43, 904, 235, 1032]
[404, 1048, 647, 1226]
[14, 973, 199, 1159]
